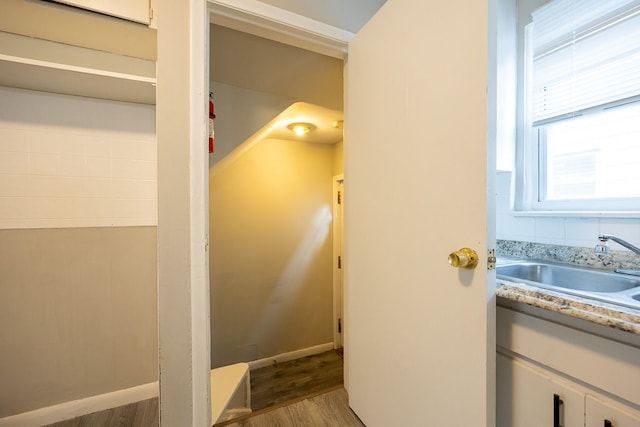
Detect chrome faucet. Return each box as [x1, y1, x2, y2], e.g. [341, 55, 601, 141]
[596, 234, 640, 276]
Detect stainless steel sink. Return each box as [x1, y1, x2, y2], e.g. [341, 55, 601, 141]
[497, 262, 640, 292]
[497, 261, 640, 310]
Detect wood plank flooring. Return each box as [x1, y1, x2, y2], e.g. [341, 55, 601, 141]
[45, 398, 158, 427]
[219, 388, 364, 427]
[44, 350, 346, 427]
[249, 350, 344, 411]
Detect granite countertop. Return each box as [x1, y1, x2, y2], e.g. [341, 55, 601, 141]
[496, 279, 640, 335]
[496, 240, 640, 335]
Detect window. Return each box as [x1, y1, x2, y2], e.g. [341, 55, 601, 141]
[519, 0, 640, 212]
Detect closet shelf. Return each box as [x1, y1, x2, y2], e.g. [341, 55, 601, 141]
[0, 31, 156, 105]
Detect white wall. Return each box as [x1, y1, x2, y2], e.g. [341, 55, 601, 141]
[496, 0, 640, 250]
[495, 0, 517, 172]
[0, 87, 157, 229]
[496, 171, 640, 249]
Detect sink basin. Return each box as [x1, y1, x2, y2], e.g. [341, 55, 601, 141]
[497, 260, 640, 310]
[497, 262, 640, 293]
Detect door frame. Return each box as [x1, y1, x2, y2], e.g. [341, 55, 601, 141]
[332, 174, 344, 349]
[157, 0, 210, 425]
[202, 0, 354, 421]
[207, 0, 353, 59]
[205, 0, 352, 352]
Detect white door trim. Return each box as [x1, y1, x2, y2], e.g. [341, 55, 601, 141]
[207, 0, 353, 59]
[332, 174, 344, 349]
[157, 0, 210, 425]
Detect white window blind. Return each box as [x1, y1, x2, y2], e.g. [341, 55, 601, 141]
[532, 0, 640, 124]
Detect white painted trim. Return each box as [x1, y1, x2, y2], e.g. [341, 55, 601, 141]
[210, 363, 251, 422]
[156, 0, 210, 425]
[207, 0, 353, 59]
[190, 2, 212, 426]
[332, 174, 345, 349]
[247, 343, 335, 370]
[0, 382, 158, 427]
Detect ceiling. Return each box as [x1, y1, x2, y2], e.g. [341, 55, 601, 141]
[210, 24, 344, 147]
[210, 24, 344, 111]
[211, 102, 343, 175]
[256, 0, 387, 34]
[263, 102, 343, 144]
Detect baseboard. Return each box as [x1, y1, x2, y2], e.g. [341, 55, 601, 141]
[248, 342, 334, 370]
[0, 382, 159, 427]
[3, 344, 335, 426]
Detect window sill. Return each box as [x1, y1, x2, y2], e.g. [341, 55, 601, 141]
[511, 210, 640, 219]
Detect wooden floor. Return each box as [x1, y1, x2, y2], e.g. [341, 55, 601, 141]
[249, 350, 344, 411]
[45, 398, 158, 427]
[45, 350, 347, 427]
[219, 387, 364, 427]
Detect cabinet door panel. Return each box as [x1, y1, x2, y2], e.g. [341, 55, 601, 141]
[586, 395, 640, 427]
[498, 354, 584, 427]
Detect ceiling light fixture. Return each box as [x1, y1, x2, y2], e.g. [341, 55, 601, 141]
[287, 122, 316, 136]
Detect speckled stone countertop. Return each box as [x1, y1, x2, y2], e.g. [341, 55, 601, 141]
[496, 240, 640, 335]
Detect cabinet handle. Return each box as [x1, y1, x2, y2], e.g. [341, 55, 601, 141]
[553, 394, 563, 427]
[604, 420, 613, 427]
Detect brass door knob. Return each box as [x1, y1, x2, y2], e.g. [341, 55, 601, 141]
[448, 248, 478, 269]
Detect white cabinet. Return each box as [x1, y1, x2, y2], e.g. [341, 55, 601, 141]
[497, 306, 640, 427]
[497, 354, 584, 427]
[586, 395, 640, 427]
[498, 354, 640, 427]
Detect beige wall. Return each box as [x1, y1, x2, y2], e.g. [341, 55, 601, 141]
[208, 73, 343, 367]
[209, 137, 336, 367]
[334, 140, 344, 175]
[209, 27, 344, 367]
[0, 15, 158, 414]
[210, 81, 296, 166]
[0, 226, 157, 417]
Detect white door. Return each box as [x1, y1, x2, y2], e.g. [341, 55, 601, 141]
[344, 1, 496, 425]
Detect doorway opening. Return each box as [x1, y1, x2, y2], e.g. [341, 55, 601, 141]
[207, 20, 346, 421]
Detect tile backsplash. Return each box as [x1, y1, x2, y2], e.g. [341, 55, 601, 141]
[497, 239, 639, 270]
[0, 87, 156, 229]
[496, 171, 640, 251]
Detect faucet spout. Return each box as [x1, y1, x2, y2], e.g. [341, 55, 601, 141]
[597, 234, 640, 277]
[598, 234, 640, 256]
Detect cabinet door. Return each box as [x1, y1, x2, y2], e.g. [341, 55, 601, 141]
[586, 395, 640, 427]
[498, 354, 584, 427]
